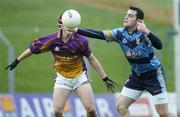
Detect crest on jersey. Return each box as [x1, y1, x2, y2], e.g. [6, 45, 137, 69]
[136, 38, 141, 45]
[54, 46, 60, 51]
[122, 38, 127, 43]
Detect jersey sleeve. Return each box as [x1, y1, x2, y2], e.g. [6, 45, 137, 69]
[142, 34, 152, 47]
[102, 28, 122, 42]
[79, 35, 92, 57]
[29, 32, 59, 54]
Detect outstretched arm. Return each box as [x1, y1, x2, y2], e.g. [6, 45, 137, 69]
[5, 48, 33, 71]
[77, 28, 106, 40]
[87, 53, 117, 92]
[17, 48, 33, 61]
[87, 53, 107, 79]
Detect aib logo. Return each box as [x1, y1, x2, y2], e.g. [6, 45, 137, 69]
[126, 50, 142, 57]
[68, 11, 73, 18]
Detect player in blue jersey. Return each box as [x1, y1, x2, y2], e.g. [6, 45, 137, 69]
[5, 14, 117, 117]
[71, 6, 175, 117]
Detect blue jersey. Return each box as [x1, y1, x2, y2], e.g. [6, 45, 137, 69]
[103, 28, 160, 73]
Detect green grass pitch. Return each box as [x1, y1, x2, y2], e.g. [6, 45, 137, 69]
[0, 0, 174, 93]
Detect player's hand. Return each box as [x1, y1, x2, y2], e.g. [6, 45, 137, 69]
[103, 76, 117, 93]
[5, 59, 19, 71]
[137, 20, 150, 35]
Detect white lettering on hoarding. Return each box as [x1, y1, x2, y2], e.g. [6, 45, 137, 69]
[20, 98, 35, 117]
[42, 98, 53, 117]
[74, 98, 86, 117]
[0, 111, 3, 117]
[129, 103, 150, 116]
[33, 98, 43, 117]
[96, 98, 113, 117]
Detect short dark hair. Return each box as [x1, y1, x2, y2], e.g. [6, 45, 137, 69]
[58, 14, 63, 24]
[59, 13, 63, 19]
[129, 6, 144, 20]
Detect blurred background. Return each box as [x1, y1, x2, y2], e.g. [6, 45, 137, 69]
[0, 0, 174, 93]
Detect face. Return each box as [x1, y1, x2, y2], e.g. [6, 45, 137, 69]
[57, 19, 73, 35]
[123, 9, 138, 29]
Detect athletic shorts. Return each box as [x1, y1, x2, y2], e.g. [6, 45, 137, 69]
[121, 66, 168, 105]
[54, 71, 91, 90]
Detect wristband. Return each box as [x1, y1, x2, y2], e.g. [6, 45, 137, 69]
[102, 76, 108, 82]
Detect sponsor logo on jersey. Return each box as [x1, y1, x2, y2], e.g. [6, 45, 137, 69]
[126, 51, 142, 57]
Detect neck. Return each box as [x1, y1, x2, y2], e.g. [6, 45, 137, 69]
[126, 26, 137, 34]
[62, 30, 73, 42]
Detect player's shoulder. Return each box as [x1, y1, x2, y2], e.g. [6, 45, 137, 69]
[38, 31, 59, 40]
[112, 27, 125, 33]
[75, 33, 89, 43]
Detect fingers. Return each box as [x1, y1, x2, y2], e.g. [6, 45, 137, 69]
[5, 65, 13, 71]
[111, 84, 117, 92]
[103, 77, 118, 92]
[5, 65, 10, 70]
[106, 83, 117, 93]
[107, 80, 117, 86]
[137, 23, 145, 32]
[107, 80, 113, 85]
[109, 85, 116, 93]
[137, 20, 144, 24]
[10, 66, 15, 71]
[110, 86, 116, 93]
[5, 59, 19, 71]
